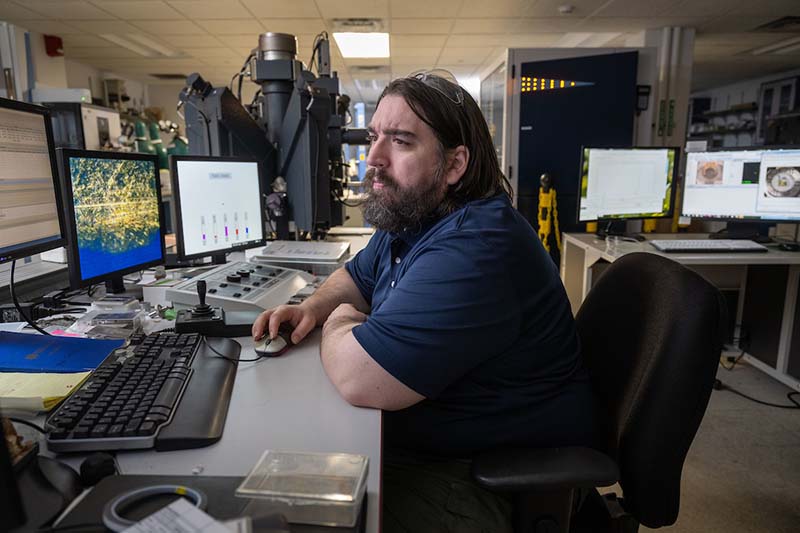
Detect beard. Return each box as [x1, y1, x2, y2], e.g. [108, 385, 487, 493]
[361, 165, 447, 234]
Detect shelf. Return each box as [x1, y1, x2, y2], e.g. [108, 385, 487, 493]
[703, 104, 758, 118]
[689, 127, 756, 137]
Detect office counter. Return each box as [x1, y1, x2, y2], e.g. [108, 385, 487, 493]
[561, 233, 800, 393]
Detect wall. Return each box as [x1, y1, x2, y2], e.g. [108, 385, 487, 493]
[26, 29, 66, 89]
[65, 59, 103, 100]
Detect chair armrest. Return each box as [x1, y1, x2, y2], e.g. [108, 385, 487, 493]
[471, 446, 619, 492]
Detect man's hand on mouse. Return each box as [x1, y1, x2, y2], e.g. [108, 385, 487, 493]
[252, 303, 318, 345]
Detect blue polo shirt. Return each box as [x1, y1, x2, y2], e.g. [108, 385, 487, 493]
[345, 193, 594, 456]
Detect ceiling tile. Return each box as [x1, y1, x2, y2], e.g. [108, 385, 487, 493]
[66, 46, 143, 59]
[576, 17, 707, 32]
[1, 2, 43, 19]
[160, 34, 225, 47]
[592, 0, 681, 18]
[23, 1, 115, 20]
[528, 0, 609, 17]
[728, 0, 800, 17]
[12, 20, 83, 35]
[457, 0, 540, 18]
[390, 0, 462, 18]
[70, 20, 141, 33]
[130, 20, 207, 34]
[696, 16, 781, 34]
[195, 19, 266, 35]
[662, 0, 740, 18]
[259, 18, 326, 34]
[240, 0, 320, 18]
[94, 1, 183, 20]
[216, 35, 261, 48]
[453, 18, 579, 33]
[61, 34, 109, 47]
[437, 46, 491, 63]
[167, 1, 253, 19]
[391, 19, 454, 34]
[390, 47, 441, 58]
[183, 47, 241, 59]
[315, 0, 389, 20]
[390, 34, 448, 48]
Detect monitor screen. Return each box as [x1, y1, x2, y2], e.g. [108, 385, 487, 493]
[60, 149, 165, 289]
[0, 98, 65, 263]
[171, 156, 266, 261]
[577, 147, 678, 222]
[682, 148, 800, 221]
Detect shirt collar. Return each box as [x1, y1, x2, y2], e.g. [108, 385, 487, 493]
[393, 216, 440, 247]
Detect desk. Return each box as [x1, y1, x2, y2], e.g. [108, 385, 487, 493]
[560, 233, 800, 393]
[47, 329, 383, 532]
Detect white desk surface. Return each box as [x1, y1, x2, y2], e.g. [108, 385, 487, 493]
[4, 328, 382, 532]
[563, 232, 800, 266]
[53, 330, 383, 532]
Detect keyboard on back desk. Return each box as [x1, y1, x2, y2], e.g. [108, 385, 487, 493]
[45, 332, 240, 453]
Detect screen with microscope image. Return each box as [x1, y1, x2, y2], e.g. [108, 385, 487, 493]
[755, 150, 800, 219]
[65, 154, 163, 282]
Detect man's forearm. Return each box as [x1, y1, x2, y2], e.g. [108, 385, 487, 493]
[300, 268, 370, 327]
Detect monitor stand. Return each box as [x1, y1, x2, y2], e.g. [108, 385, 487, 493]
[709, 221, 772, 243]
[103, 276, 144, 300]
[595, 220, 646, 242]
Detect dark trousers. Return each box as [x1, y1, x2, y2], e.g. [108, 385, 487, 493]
[382, 449, 513, 533]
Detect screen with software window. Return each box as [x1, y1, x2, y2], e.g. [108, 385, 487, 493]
[682, 149, 800, 221]
[171, 157, 265, 261]
[61, 150, 164, 287]
[577, 147, 677, 222]
[0, 100, 64, 263]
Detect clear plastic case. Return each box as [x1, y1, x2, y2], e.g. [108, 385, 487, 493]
[236, 450, 369, 527]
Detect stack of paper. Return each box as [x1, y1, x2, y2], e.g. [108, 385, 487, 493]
[0, 372, 90, 412]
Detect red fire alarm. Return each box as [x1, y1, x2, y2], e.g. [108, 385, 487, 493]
[44, 35, 64, 57]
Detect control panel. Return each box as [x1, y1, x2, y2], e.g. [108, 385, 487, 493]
[165, 261, 313, 312]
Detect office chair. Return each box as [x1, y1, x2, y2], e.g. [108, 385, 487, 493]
[472, 252, 726, 533]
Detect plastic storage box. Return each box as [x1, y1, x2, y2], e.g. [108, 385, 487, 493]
[236, 450, 369, 527]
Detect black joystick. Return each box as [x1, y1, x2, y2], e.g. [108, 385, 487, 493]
[192, 280, 214, 316]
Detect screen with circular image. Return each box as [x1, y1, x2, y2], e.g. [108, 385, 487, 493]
[696, 161, 724, 185]
[765, 167, 800, 198]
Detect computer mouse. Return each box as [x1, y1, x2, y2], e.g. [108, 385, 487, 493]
[779, 242, 800, 252]
[254, 328, 293, 357]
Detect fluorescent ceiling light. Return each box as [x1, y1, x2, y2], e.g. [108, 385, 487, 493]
[125, 34, 181, 58]
[751, 36, 800, 55]
[333, 32, 390, 58]
[100, 34, 157, 57]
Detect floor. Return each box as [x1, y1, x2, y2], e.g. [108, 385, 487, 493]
[637, 362, 800, 533]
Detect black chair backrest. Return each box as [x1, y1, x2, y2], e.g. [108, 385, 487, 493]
[575, 253, 725, 528]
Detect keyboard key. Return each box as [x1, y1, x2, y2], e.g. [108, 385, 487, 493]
[138, 421, 157, 435]
[107, 424, 124, 437]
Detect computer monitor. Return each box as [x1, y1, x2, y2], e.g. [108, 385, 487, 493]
[577, 146, 679, 224]
[58, 149, 166, 293]
[682, 148, 800, 232]
[0, 98, 66, 264]
[170, 155, 266, 264]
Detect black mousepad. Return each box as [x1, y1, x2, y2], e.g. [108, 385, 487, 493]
[58, 474, 366, 532]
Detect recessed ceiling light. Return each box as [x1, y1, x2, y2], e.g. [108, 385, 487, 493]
[99, 34, 157, 57]
[125, 34, 181, 58]
[332, 32, 390, 58]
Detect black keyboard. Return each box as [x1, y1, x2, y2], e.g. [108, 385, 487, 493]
[45, 332, 240, 453]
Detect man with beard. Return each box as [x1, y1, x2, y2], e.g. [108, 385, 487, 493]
[252, 72, 594, 532]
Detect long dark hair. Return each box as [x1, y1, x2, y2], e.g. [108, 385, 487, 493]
[377, 75, 513, 215]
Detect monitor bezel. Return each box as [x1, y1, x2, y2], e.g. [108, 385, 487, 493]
[170, 155, 268, 262]
[58, 148, 166, 289]
[680, 145, 800, 223]
[0, 97, 67, 264]
[576, 145, 681, 224]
